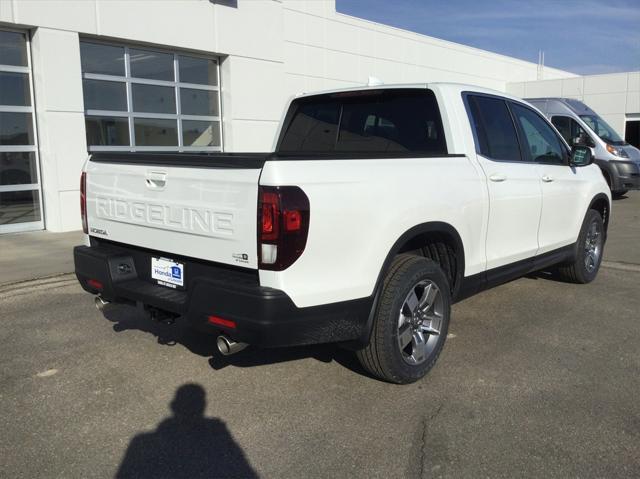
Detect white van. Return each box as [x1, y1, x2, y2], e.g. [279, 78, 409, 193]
[527, 98, 640, 196]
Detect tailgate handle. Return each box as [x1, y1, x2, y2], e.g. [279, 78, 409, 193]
[145, 171, 167, 190]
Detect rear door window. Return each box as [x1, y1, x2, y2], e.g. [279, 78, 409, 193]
[278, 89, 447, 154]
[467, 95, 522, 162]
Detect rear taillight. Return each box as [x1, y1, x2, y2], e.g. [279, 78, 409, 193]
[80, 171, 88, 234]
[258, 186, 309, 271]
[207, 315, 237, 329]
[86, 279, 103, 291]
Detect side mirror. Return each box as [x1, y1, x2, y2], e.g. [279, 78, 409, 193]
[570, 145, 593, 167]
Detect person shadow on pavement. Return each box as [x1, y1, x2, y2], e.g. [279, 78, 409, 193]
[116, 383, 258, 479]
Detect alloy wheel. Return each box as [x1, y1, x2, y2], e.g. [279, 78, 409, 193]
[397, 280, 444, 365]
[584, 219, 603, 273]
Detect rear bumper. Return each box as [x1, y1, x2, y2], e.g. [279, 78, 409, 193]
[74, 241, 372, 348]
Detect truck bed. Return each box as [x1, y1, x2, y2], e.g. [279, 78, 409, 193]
[90, 152, 270, 168]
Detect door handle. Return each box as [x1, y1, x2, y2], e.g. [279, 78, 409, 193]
[541, 175, 554, 183]
[489, 174, 507, 182]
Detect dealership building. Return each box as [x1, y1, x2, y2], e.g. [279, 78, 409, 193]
[0, 0, 636, 234]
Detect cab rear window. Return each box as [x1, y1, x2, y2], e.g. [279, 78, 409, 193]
[277, 89, 447, 155]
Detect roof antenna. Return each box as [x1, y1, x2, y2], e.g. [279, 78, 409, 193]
[537, 50, 545, 80]
[367, 76, 384, 86]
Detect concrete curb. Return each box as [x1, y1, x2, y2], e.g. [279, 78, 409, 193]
[601, 260, 640, 273]
[0, 273, 76, 296]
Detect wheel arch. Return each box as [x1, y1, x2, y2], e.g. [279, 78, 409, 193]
[588, 193, 611, 235]
[594, 160, 619, 192]
[352, 222, 466, 348]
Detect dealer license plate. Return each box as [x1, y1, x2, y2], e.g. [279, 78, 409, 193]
[151, 257, 185, 289]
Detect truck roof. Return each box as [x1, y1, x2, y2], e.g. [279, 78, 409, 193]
[293, 82, 527, 105]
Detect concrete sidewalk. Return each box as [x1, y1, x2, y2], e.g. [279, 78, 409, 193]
[0, 230, 84, 285]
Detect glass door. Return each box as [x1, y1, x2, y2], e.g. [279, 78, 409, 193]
[0, 29, 43, 233]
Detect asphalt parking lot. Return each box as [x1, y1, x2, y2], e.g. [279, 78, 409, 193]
[1, 194, 639, 478]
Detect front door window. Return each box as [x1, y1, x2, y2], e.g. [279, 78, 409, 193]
[551, 115, 594, 147]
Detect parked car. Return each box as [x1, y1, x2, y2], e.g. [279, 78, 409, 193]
[74, 83, 610, 384]
[526, 97, 640, 197]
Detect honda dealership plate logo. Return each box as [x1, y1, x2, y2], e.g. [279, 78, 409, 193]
[170, 266, 182, 280]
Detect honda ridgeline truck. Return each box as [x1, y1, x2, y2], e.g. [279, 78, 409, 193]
[526, 97, 640, 197]
[75, 84, 610, 383]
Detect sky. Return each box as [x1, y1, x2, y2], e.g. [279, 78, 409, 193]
[336, 0, 640, 75]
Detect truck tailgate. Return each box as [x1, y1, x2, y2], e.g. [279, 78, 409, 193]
[85, 154, 265, 269]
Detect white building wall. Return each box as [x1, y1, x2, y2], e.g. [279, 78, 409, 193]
[282, 1, 572, 97]
[1, 0, 575, 232]
[29, 28, 87, 232]
[507, 71, 640, 138]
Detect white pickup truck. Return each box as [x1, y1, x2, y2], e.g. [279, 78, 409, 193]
[75, 83, 610, 383]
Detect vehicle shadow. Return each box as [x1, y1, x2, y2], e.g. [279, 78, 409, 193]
[101, 303, 370, 377]
[612, 193, 629, 201]
[525, 268, 577, 284]
[116, 383, 257, 479]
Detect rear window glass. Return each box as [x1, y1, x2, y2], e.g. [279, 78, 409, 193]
[278, 89, 447, 154]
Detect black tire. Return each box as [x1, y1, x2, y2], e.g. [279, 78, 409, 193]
[557, 209, 605, 284]
[357, 254, 451, 384]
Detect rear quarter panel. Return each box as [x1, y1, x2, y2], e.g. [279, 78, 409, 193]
[259, 156, 487, 307]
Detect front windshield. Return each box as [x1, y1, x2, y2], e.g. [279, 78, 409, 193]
[579, 115, 625, 145]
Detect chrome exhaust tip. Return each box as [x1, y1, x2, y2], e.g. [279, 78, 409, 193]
[217, 335, 248, 356]
[94, 296, 110, 312]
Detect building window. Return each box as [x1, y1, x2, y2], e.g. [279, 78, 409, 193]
[0, 29, 43, 233]
[80, 40, 222, 152]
